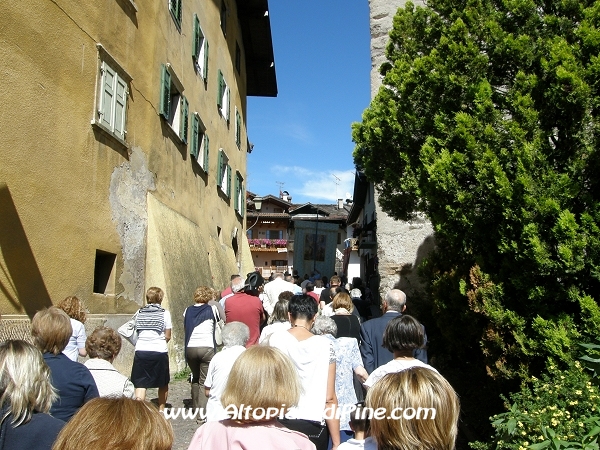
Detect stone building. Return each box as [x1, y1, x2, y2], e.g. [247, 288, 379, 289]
[360, 0, 434, 301]
[0, 0, 276, 371]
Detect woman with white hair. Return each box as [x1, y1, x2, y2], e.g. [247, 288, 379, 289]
[312, 316, 368, 446]
[0, 340, 65, 450]
[204, 322, 250, 422]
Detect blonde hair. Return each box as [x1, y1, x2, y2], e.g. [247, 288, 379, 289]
[146, 287, 164, 305]
[332, 292, 354, 313]
[365, 368, 459, 450]
[57, 296, 86, 323]
[221, 346, 300, 421]
[51, 397, 174, 450]
[193, 286, 214, 304]
[0, 340, 57, 426]
[31, 307, 72, 355]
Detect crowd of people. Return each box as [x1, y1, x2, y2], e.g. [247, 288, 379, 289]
[0, 272, 460, 450]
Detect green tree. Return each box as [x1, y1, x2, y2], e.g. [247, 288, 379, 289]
[353, 0, 600, 436]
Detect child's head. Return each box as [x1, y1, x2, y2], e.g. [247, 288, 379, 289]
[348, 403, 370, 435]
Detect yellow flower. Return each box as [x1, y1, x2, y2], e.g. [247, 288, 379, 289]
[551, 418, 559, 426]
[521, 431, 527, 436]
[579, 422, 584, 427]
[518, 421, 523, 428]
[575, 390, 582, 395]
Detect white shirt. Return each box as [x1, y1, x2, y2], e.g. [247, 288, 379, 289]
[259, 321, 291, 344]
[364, 358, 438, 388]
[338, 437, 377, 450]
[63, 318, 86, 361]
[84, 358, 135, 399]
[262, 278, 301, 315]
[135, 310, 172, 353]
[183, 305, 215, 348]
[268, 330, 333, 423]
[205, 345, 246, 422]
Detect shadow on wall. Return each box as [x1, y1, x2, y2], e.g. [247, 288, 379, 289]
[0, 183, 52, 317]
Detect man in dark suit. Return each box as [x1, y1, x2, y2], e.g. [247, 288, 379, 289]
[359, 289, 427, 373]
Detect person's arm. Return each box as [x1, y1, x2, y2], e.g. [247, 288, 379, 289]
[78, 348, 87, 357]
[165, 329, 172, 343]
[204, 387, 210, 397]
[359, 325, 374, 374]
[325, 361, 340, 449]
[354, 365, 369, 384]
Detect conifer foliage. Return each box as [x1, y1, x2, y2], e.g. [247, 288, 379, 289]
[353, 0, 600, 381]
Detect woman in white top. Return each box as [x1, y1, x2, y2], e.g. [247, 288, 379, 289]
[84, 326, 135, 398]
[204, 321, 250, 422]
[268, 294, 340, 450]
[183, 286, 220, 413]
[259, 295, 292, 344]
[131, 287, 172, 411]
[57, 296, 87, 361]
[363, 314, 437, 389]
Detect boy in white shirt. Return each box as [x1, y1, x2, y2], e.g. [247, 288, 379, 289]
[338, 404, 377, 450]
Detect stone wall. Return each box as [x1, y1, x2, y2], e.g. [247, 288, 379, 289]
[368, 0, 434, 303]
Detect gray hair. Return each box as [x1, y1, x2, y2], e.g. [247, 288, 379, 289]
[231, 279, 246, 293]
[385, 289, 407, 312]
[273, 272, 285, 280]
[312, 315, 337, 337]
[222, 322, 250, 347]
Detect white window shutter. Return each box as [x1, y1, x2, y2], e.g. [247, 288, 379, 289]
[100, 63, 116, 129]
[114, 75, 127, 139]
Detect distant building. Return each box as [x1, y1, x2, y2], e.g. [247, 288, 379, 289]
[0, 0, 276, 372]
[246, 192, 350, 279]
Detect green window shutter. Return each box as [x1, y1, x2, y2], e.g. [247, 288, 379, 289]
[180, 96, 189, 144]
[114, 75, 127, 139]
[100, 63, 115, 129]
[159, 64, 171, 119]
[217, 150, 223, 190]
[191, 114, 199, 158]
[241, 184, 245, 216]
[202, 40, 209, 80]
[217, 70, 223, 108]
[235, 109, 241, 147]
[234, 175, 240, 211]
[226, 165, 232, 198]
[193, 14, 200, 59]
[203, 134, 209, 172]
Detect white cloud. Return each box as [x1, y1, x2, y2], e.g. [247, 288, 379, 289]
[265, 167, 355, 203]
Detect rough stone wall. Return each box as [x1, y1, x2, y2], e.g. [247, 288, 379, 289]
[368, 0, 434, 304]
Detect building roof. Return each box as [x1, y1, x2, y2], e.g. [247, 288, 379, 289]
[237, 0, 277, 97]
[289, 203, 350, 223]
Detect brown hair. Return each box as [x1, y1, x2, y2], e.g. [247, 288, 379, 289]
[278, 290, 295, 302]
[52, 397, 174, 450]
[332, 292, 354, 313]
[56, 296, 86, 323]
[329, 275, 341, 287]
[193, 286, 214, 304]
[85, 327, 121, 360]
[31, 307, 72, 355]
[146, 287, 164, 305]
[382, 315, 424, 353]
[221, 346, 300, 421]
[365, 368, 459, 450]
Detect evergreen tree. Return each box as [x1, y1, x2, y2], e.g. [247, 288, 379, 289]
[353, 0, 600, 417]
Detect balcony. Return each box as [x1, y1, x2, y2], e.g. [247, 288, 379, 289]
[248, 239, 288, 250]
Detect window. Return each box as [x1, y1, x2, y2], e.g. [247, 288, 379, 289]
[190, 113, 209, 171]
[235, 107, 241, 149]
[169, 0, 182, 28]
[220, 0, 227, 35]
[234, 171, 244, 216]
[217, 149, 231, 197]
[217, 70, 230, 121]
[159, 64, 189, 144]
[235, 42, 241, 74]
[192, 14, 209, 80]
[247, 229, 254, 239]
[267, 230, 283, 239]
[95, 61, 131, 141]
[93, 250, 116, 295]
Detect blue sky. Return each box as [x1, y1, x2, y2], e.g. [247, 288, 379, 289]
[246, 1, 372, 205]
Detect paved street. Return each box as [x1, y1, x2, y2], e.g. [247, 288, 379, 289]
[147, 379, 199, 450]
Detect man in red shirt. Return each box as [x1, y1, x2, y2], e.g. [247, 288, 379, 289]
[224, 273, 265, 347]
[303, 282, 320, 306]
